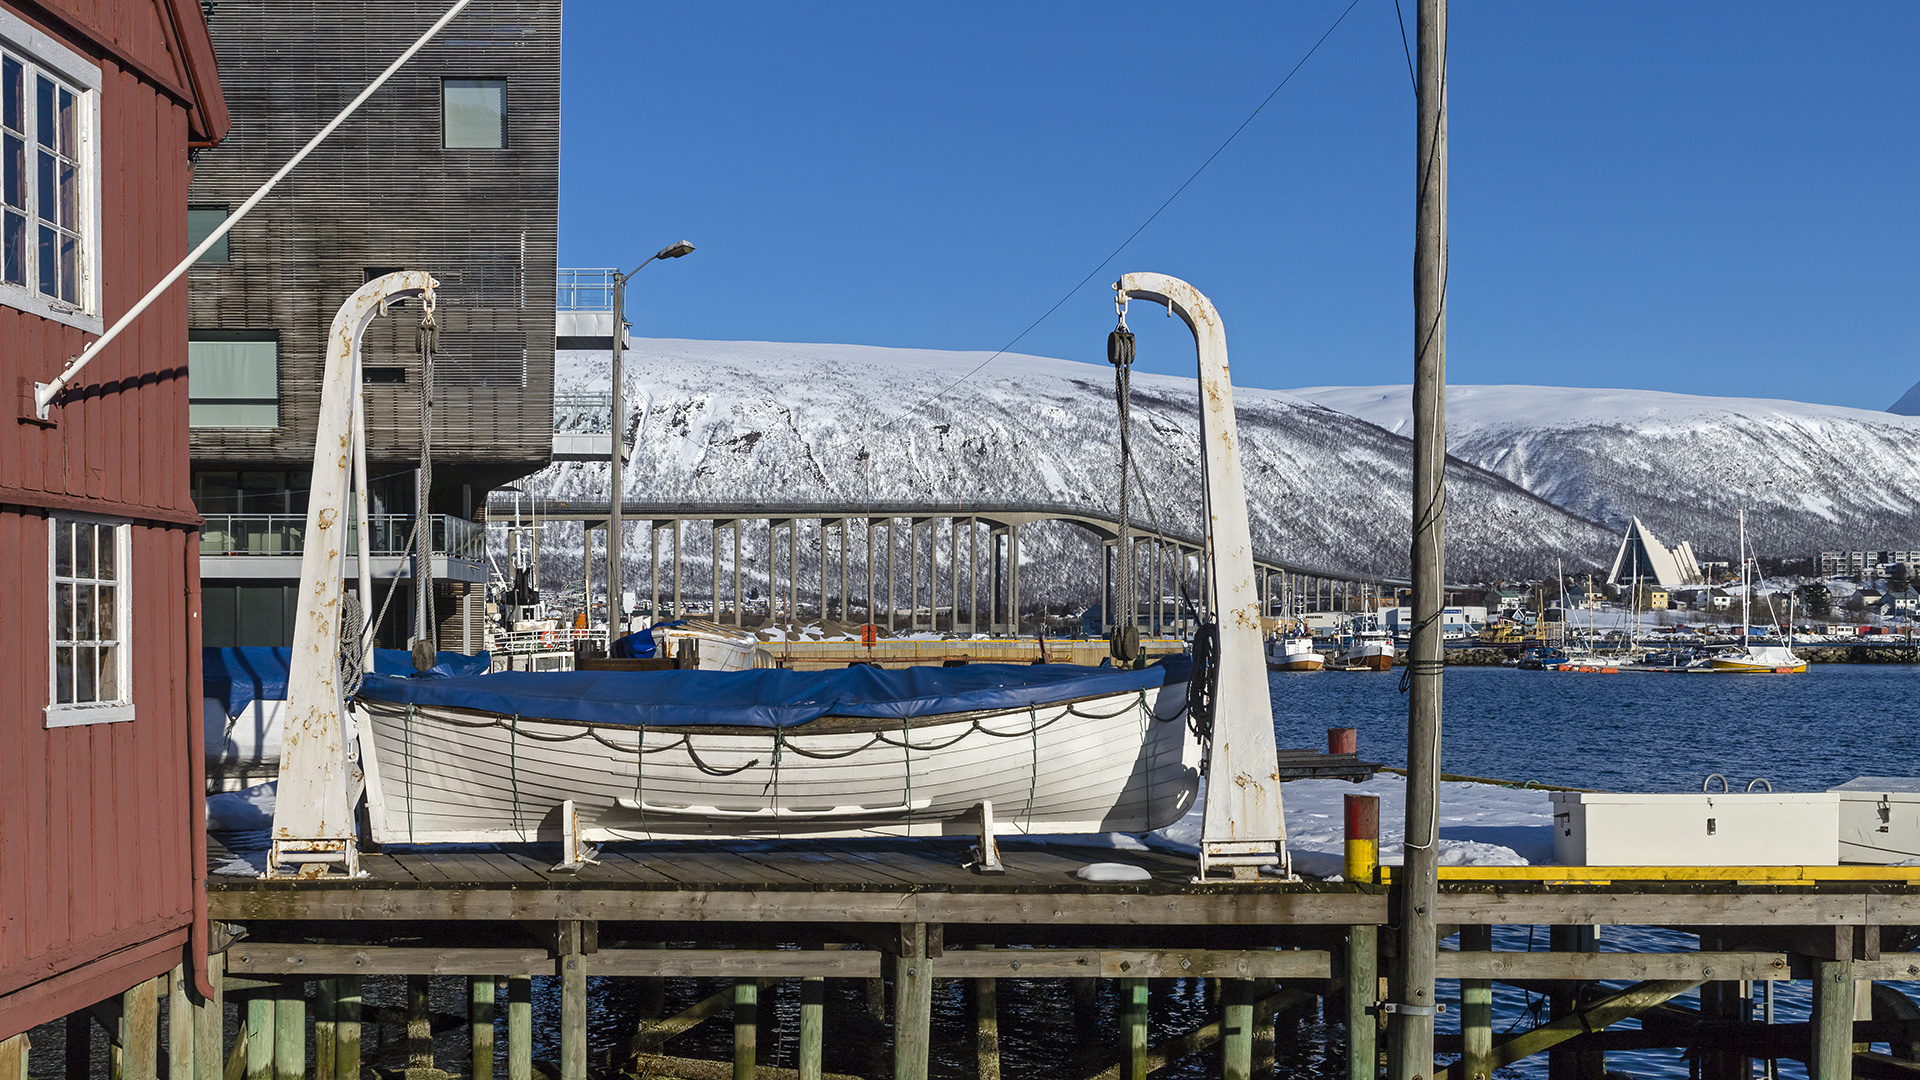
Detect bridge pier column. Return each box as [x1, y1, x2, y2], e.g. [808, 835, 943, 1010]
[968, 517, 979, 635]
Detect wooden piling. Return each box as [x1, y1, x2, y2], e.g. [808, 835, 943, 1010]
[334, 976, 361, 1080]
[124, 974, 161, 1080]
[1252, 979, 1277, 1077]
[1345, 926, 1379, 1080]
[244, 996, 273, 1080]
[0, 1033, 28, 1080]
[1811, 958, 1855, 1080]
[169, 965, 194, 1080]
[273, 982, 304, 1080]
[561, 934, 588, 1080]
[471, 976, 496, 1080]
[638, 941, 667, 1026]
[405, 975, 432, 1079]
[1547, 925, 1600, 1080]
[1120, 978, 1148, 1080]
[798, 976, 825, 1080]
[1459, 925, 1493, 1080]
[314, 978, 335, 1080]
[733, 980, 759, 1080]
[506, 977, 532, 1080]
[892, 924, 934, 1080]
[1222, 979, 1255, 1080]
[974, 946, 1001, 1080]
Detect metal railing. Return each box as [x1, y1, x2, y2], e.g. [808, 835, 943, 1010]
[557, 268, 617, 312]
[553, 392, 613, 433]
[493, 626, 607, 655]
[199, 514, 485, 561]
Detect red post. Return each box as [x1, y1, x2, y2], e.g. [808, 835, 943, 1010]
[1327, 727, 1358, 755]
[1344, 793, 1380, 882]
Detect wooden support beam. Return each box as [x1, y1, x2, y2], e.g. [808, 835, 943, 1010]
[244, 996, 273, 1080]
[273, 982, 304, 1080]
[936, 949, 1331, 980]
[224, 944, 882, 979]
[1222, 979, 1255, 1080]
[1436, 950, 1790, 983]
[405, 975, 432, 1079]
[631, 983, 774, 1057]
[733, 981, 758, 1080]
[893, 924, 934, 1080]
[1085, 988, 1314, 1080]
[169, 966, 194, 1080]
[0, 1033, 29, 1080]
[334, 977, 361, 1080]
[506, 978, 531, 1080]
[124, 975, 161, 1080]
[1433, 980, 1705, 1080]
[628, 1053, 862, 1080]
[560, 923, 588, 1080]
[1119, 978, 1147, 1080]
[1458, 925, 1493, 1080]
[974, 945, 1001, 1080]
[471, 977, 496, 1080]
[1812, 958, 1855, 1080]
[313, 978, 336, 1080]
[799, 976, 825, 1080]
[1345, 926, 1379, 1080]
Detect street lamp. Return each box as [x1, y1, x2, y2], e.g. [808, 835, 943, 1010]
[607, 240, 695, 637]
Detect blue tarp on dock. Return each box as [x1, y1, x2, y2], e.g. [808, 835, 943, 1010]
[355, 656, 1189, 730]
[202, 647, 493, 716]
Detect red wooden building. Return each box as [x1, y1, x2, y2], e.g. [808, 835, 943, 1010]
[0, 0, 226, 1045]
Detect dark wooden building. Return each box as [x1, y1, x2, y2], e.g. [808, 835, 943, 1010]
[184, 0, 560, 650]
[0, 0, 227, 1044]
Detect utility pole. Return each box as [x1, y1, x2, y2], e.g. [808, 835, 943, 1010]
[1392, 0, 1446, 1077]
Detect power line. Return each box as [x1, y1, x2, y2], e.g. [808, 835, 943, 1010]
[873, 0, 1367, 434]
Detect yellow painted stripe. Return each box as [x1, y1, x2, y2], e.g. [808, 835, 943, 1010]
[1376, 865, 1920, 883]
[1344, 839, 1379, 883]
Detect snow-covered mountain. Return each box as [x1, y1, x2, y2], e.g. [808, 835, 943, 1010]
[525, 340, 1618, 601]
[1290, 384, 1920, 562]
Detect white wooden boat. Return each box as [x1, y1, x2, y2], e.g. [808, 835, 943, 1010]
[1336, 619, 1395, 671]
[353, 660, 1198, 843]
[1264, 634, 1324, 672]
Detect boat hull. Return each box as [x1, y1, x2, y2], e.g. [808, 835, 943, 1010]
[357, 680, 1201, 843]
[1264, 639, 1324, 671]
[1338, 645, 1394, 671]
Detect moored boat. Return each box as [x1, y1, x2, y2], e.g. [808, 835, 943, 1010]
[1335, 617, 1395, 671]
[1264, 632, 1325, 671]
[353, 659, 1199, 843]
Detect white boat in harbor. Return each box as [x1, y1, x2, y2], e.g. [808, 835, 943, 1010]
[1710, 511, 1807, 674]
[1265, 633, 1325, 672]
[354, 660, 1198, 843]
[1336, 616, 1395, 671]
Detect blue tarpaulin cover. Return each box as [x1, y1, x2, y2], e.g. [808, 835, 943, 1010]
[356, 656, 1190, 730]
[611, 621, 686, 659]
[203, 647, 493, 716]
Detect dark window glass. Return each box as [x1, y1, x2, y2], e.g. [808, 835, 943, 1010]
[443, 78, 507, 149]
[188, 206, 229, 263]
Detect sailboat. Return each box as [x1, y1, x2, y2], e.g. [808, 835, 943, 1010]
[1710, 510, 1807, 673]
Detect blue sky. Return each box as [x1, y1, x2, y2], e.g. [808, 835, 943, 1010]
[556, 3, 1919, 412]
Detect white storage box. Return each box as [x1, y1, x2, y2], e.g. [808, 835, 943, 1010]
[1550, 791, 1838, 866]
[1830, 778, 1920, 865]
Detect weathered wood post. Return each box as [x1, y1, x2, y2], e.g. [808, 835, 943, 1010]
[1459, 926, 1494, 1080]
[639, 941, 667, 1027]
[405, 975, 432, 1079]
[471, 977, 496, 1080]
[269, 981, 302, 1080]
[892, 924, 935, 1080]
[1223, 979, 1256, 1080]
[1253, 979, 1277, 1076]
[245, 994, 274, 1080]
[335, 976, 362, 1080]
[976, 946, 1002, 1080]
[1121, 977, 1148, 1080]
[1811, 956, 1855, 1080]
[733, 980, 759, 1080]
[1346, 926, 1380, 1080]
[799, 974, 826, 1080]
[314, 978, 336, 1080]
[124, 974, 161, 1080]
[0, 1033, 28, 1080]
[560, 923, 588, 1080]
[1697, 932, 1749, 1080]
[506, 977, 532, 1080]
[170, 965, 195, 1080]
[1546, 926, 1599, 1080]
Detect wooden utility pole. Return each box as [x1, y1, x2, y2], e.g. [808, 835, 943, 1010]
[1392, 0, 1446, 1077]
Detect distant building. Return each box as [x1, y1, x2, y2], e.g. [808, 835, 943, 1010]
[1817, 550, 1920, 577]
[185, 0, 560, 651]
[1880, 587, 1920, 618]
[1607, 517, 1705, 589]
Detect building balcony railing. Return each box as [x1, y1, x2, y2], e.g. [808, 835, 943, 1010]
[553, 392, 613, 433]
[557, 268, 617, 312]
[199, 514, 485, 562]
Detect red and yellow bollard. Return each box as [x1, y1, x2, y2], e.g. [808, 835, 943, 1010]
[1344, 793, 1379, 883]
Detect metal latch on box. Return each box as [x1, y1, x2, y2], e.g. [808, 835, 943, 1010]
[1373, 1002, 1446, 1016]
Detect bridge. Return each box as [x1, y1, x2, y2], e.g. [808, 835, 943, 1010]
[486, 494, 1403, 637]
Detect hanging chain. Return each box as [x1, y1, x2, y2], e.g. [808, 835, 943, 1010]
[1108, 289, 1140, 663]
[412, 288, 438, 669]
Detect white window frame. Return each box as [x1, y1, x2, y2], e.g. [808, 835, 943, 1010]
[0, 8, 102, 333]
[46, 513, 134, 727]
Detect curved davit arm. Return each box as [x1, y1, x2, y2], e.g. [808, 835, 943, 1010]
[1114, 272, 1285, 879]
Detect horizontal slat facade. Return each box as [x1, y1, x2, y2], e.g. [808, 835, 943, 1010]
[185, 1, 559, 506]
[1, 0, 219, 1039]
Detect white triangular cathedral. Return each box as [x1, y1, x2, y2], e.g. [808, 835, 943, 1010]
[1607, 517, 1705, 588]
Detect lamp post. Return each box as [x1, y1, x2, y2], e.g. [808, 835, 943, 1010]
[607, 240, 695, 637]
